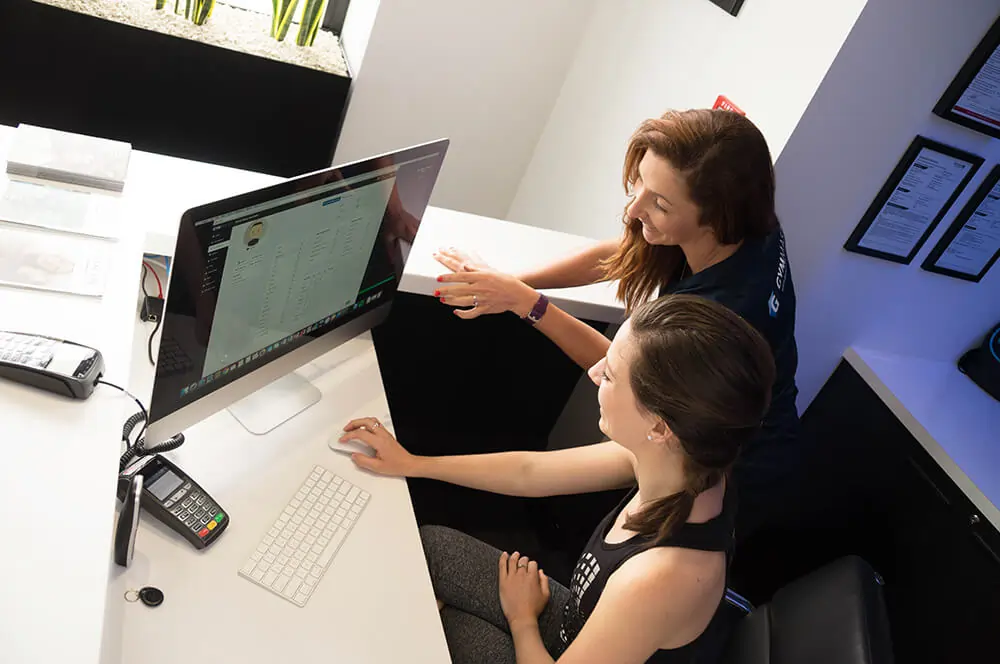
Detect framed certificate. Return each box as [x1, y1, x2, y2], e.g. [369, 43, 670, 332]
[933, 16, 1000, 140]
[845, 136, 983, 264]
[922, 164, 1000, 282]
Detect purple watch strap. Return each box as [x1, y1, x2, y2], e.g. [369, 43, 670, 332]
[524, 294, 550, 325]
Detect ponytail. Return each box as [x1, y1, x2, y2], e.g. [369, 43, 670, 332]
[623, 295, 775, 546]
[623, 467, 725, 546]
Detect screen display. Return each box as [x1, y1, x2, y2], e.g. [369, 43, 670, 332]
[148, 141, 448, 423]
[147, 466, 183, 501]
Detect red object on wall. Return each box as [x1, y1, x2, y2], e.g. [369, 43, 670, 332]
[713, 95, 746, 115]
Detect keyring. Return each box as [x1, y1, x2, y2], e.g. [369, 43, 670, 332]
[124, 586, 164, 607]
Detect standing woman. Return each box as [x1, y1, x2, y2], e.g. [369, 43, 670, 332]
[434, 109, 799, 540]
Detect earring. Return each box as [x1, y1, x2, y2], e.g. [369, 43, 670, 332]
[647, 434, 653, 441]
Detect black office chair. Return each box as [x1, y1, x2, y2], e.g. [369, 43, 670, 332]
[722, 556, 894, 664]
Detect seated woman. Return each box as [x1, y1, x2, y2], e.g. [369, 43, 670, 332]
[340, 294, 775, 664]
[433, 109, 799, 541]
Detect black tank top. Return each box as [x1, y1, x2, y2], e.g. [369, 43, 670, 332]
[559, 485, 736, 663]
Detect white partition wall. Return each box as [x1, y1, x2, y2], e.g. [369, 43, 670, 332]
[508, 0, 867, 240]
[775, 0, 1000, 408]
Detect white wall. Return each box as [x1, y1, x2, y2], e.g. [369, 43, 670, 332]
[508, 0, 867, 239]
[340, 0, 381, 76]
[777, 0, 1000, 408]
[333, 0, 598, 219]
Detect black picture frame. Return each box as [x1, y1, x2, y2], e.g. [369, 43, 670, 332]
[844, 136, 984, 264]
[933, 15, 1000, 140]
[922, 164, 1000, 283]
[707, 0, 745, 17]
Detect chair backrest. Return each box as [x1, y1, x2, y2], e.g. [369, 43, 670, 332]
[722, 556, 894, 664]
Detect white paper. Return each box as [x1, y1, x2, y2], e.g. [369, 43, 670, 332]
[952, 44, 1000, 132]
[858, 147, 972, 257]
[933, 178, 1000, 276]
[6, 124, 131, 188]
[0, 225, 112, 297]
[0, 180, 120, 239]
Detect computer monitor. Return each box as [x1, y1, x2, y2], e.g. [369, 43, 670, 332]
[145, 139, 449, 442]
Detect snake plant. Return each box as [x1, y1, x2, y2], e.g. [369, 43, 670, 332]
[296, 0, 329, 46]
[271, 0, 300, 41]
[153, 0, 212, 25]
[191, 0, 215, 25]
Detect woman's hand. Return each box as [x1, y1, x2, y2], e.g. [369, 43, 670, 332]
[498, 551, 550, 629]
[435, 270, 540, 320]
[339, 417, 420, 477]
[434, 246, 492, 273]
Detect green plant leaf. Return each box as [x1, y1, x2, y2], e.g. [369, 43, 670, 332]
[192, 0, 214, 25]
[273, 0, 300, 41]
[296, 0, 328, 47]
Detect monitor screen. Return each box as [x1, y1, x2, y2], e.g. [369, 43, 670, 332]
[149, 140, 449, 423]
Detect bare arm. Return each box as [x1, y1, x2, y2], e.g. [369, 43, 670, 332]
[436, 271, 614, 369]
[518, 238, 620, 290]
[337, 428, 637, 498]
[529, 303, 612, 369]
[410, 441, 634, 498]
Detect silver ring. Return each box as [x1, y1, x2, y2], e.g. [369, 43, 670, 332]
[517, 560, 529, 569]
[124, 589, 140, 603]
[371, 421, 381, 429]
[472, 294, 479, 308]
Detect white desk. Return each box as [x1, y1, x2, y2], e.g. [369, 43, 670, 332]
[0, 130, 145, 664]
[112, 334, 449, 664]
[400, 207, 623, 325]
[845, 347, 1000, 532]
[1, 125, 622, 664]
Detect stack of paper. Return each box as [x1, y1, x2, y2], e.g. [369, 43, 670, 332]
[6, 124, 131, 192]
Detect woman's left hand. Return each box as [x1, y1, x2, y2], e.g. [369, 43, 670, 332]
[498, 551, 551, 628]
[435, 270, 539, 320]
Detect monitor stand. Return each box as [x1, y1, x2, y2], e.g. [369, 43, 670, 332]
[227, 369, 322, 435]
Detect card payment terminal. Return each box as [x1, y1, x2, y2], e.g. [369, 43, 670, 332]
[119, 454, 229, 549]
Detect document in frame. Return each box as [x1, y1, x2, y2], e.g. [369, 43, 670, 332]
[934, 18, 1000, 140]
[0, 225, 112, 297]
[855, 144, 977, 259]
[924, 166, 1000, 281]
[950, 43, 1000, 135]
[0, 179, 120, 239]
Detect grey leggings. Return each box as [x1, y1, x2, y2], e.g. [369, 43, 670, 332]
[420, 525, 572, 664]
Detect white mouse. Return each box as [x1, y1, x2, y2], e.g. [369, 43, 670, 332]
[328, 435, 377, 458]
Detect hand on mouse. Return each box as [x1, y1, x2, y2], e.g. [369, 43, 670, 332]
[340, 417, 418, 477]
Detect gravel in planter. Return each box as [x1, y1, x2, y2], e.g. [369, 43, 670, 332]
[34, 0, 349, 76]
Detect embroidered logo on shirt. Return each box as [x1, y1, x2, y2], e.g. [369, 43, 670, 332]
[768, 231, 789, 319]
[768, 291, 780, 318]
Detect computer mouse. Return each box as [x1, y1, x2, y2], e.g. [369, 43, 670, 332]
[328, 436, 377, 458]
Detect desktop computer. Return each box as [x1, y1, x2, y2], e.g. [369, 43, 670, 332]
[146, 139, 449, 442]
[142, 139, 449, 606]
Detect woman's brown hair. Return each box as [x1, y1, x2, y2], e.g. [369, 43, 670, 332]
[602, 109, 779, 313]
[621, 294, 775, 546]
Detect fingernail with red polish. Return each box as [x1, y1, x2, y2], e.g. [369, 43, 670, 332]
[436, 276, 443, 282]
[434, 290, 440, 297]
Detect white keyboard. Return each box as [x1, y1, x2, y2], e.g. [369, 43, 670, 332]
[238, 465, 370, 607]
